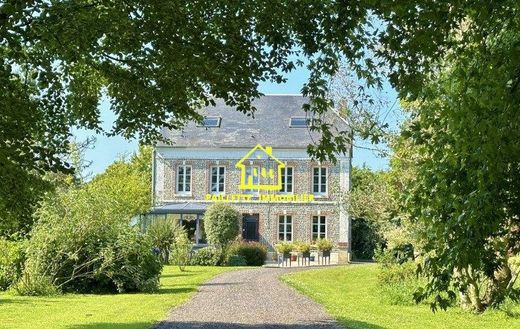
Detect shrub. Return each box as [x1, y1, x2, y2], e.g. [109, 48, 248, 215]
[0, 238, 27, 290]
[190, 247, 221, 266]
[315, 238, 334, 252]
[147, 218, 178, 264]
[13, 270, 58, 296]
[204, 203, 240, 251]
[227, 241, 267, 266]
[294, 241, 311, 254]
[275, 242, 294, 254]
[227, 255, 247, 266]
[17, 187, 162, 295]
[170, 227, 192, 271]
[377, 261, 422, 305]
[351, 217, 382, 260]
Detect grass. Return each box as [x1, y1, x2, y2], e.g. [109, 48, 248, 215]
[281, 264, 520, 329]
[0, 266, 238, 329]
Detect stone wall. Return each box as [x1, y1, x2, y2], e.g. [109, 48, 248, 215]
[154, 151, 350, 263]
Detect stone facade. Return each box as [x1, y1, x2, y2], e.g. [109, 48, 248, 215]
[153, 147, 351, 263]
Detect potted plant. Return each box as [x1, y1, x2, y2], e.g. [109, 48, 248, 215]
[316, 238, 333, 264]
[275, 242, 294, 261]
[295, 241, 311, 266]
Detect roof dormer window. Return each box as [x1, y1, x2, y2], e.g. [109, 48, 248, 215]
[289, 117, 309, 128]
[198, 116, 221, 128]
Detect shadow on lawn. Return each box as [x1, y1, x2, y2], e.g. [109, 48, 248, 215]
[68, 320, 388, 329]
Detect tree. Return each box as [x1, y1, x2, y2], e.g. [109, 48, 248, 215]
[17, 146, 158, 294]
[2, 1, 518, 196]
[403, 29, 520, 312]
[203, 203, 240, 253]
[345, 167, 391, 260]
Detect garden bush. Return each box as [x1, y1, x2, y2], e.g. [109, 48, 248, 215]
[190, 247, 221, 266]
[203, 203, 240, 251]
[377, 260, 423, 305]
[147, 218, 178, 264]
[0, 238, 27, 290]
[170, 227, 192, 271]
[16, 187, 162, 295]
[351, 217, 382, 260]
[227, 254, 248, 266]
[227, 241, 267, 266]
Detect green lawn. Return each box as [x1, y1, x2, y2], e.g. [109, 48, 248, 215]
[0, 266, 237, 329]
[282, 264, 520, 329]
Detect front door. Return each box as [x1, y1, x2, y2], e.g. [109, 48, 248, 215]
[242, 214, 259, 241]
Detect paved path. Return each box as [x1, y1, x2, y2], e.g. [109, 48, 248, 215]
[154, 267, 343, 329]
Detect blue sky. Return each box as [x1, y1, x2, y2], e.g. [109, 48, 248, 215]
[74, 66, 398, 176]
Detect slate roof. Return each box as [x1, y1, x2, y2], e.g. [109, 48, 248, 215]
[160, 95, 349, 149]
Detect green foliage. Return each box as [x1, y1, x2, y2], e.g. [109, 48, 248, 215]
[190, 247, 221, 266]
[351, 218, 380, 260]
[402, 29, 520, 311]
[170, 228, 192, 272]
[15, 147, 160, 295]
[0, 238, 27, 290]
[316, 238, 334, 252]
[226, 241, 267, 266]
[147, 218, 178, 264]
[13, 270, 59, 296]
[4, 2, 517, 231]
[294, 241, 311, 254]
[377, 261, 423, 306]
[275, 242, 294, 254]
[226, 255, 248, 267]
[203, 203, 240, 250]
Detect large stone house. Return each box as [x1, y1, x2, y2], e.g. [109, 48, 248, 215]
[150, 95, 352, 263]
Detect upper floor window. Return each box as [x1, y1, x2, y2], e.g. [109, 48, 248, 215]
[278, 215, 293, 241]
[313, 167, 327, 195]
[280, 167, 293, 193]
[197, 116, 221, 128]
[176, 165, 192, 194]
[210, 166, 225, 194]
[312, 215, 326, 240]
[244, 166, 259, 195]
[289, 117, 309, 128]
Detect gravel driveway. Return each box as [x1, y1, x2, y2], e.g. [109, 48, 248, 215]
[153, 267, 343, 329]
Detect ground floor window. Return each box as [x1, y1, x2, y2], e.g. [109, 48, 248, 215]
[278, 215, 293, 241]
[312, 215, 326, 240]
[180, 214, 207, 245]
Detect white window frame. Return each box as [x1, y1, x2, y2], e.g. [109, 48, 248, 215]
[176, 165, 192, 195]
[312, 167, 328, 196]
[278, 215, 293, 242]
[210, 165, 226, 194]
[280, 166, 294, 194]
[312, 215, 327, 240]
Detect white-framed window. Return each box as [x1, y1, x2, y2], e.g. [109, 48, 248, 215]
[312, 215, 326, 240]
[210, 166, 225, 194]
[245, 166, 259, 195]
[278, 215, 293, 241]
[176, 165, 192, 194]
[280, 167, 293, 193]
[313, 167, 327, 195]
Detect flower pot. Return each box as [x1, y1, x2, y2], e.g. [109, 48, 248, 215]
[320, 250, 331, 258]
